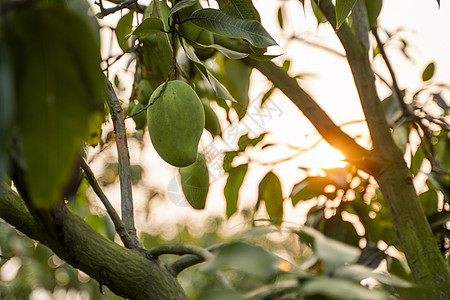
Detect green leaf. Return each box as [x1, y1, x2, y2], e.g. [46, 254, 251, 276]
[427, 210, 450, 229]
[323, 214, 360, 247]
[201, 242, 281, 282]
[190, 9, 277, 48]
[290, 176, 335, 206]
[237, 132, 266, 151]
[258, 172, 284, 225]
[115, 11, 134, 51]
[428, 172, 450, 204]
[334, 264, 414, 287]
[224, 164, 248, 218]
[418, 188, 438, 216]
[277, 7, 284, 29]
[335, 0, 357, 29]
[168, 0, 198, 18]
[0, 36, 15, 177]
[216, 0, 261, 21]
[149, 0, 171, 31]
[196, 288, 245, 300]
[207, 44, 249, 59]
[298, 227, 361, 273]
[410, 145, 424, 175]
[260, 86, 275, 107]
[128, 17, 165, 38]
[223, 151, 239, 172]
[365, 0, 382, 29]
[301, 277, 386, 300]
[10, 5, 104, 208]
[182, 44, 236, 102]
[421, 62, 435, 82]
[311, 0, 327, 24]
[381, 93, 402, 126]
[221, 59, 252, 118]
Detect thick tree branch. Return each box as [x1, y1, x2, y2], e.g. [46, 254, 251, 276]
[104, 79, 140, 246]
[0, 183, 188, 300]
[314, 1, 450, 297]
[245, 58, 375, 173]
[316, 0, 396, 161]
[80, 158, 138, 249]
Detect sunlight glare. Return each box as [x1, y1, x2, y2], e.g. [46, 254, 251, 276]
[296, 141, 347, 169]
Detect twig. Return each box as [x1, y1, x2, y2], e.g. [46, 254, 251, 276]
[166, 243, 230, 276]
[103, 0, 146, 13]
[245, 280, 299, 300]
[96, 0, 139, 19]
[154, 243, 232, 288]
[288, 35, 345, 58]
[148, 244, 214, 259]
[372, 29, 411, 117]
[104, 79, 141, 247]
[79, 158, 137, 249]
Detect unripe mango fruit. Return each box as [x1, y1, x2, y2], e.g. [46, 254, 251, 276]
[202, 99, 221, 137]
[179, 153, 209, 209]
[147, 80, 205, 167]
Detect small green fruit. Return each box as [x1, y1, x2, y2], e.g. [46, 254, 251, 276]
[131, 102, 146, 130]
[147, 80, 205, 167]
[202, 100, 221, 137]
[179, 153, 209, 209]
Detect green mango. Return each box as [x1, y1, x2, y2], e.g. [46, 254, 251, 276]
[131, 102, 147, 130]
[202, 100, 221, 137]
[179, 153, 209, 209]
[147, 80, 205, 167]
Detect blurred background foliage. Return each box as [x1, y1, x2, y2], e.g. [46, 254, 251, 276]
[1, 0, 449, 299]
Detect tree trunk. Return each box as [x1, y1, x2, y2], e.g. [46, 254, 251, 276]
[375, 161, 450, 298]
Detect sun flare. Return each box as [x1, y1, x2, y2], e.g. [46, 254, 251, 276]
[297, 141, 347, 169]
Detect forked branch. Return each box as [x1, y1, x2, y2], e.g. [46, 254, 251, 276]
[104, 79, 141, 247]
[80, 158, 138, 249]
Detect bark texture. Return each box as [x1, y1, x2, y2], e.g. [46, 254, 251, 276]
[0, 183, 188, 300]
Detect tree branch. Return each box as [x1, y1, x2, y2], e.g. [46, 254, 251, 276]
[316, 0, 396, 161]
[372, 28, 411, 116]
[166, 243, 230, 276]
[0, 183, 188, 299]
[95, 0, 139, 19]
[148, 244, 213, 259]
[245, 58, 375, 173]
[314, 1, 450, 297]
[104, 79, 140, 246]
[79, 158, 138, 249]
